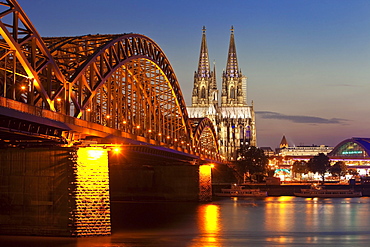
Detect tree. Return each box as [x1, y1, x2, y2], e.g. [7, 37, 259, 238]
[292, 160, 309, 180]
[235, 146, 269, 182]
[347, 168, 359, 177]
[329, 161, 347, 178]
[307, 153, 331, 183]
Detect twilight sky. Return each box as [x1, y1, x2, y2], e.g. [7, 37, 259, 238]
[18, 0, 370, 148]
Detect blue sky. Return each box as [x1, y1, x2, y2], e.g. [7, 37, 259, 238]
[18, 0, 370, 148]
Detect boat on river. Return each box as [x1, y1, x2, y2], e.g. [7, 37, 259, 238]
[294, 184, 362, 198]
[215, 184, 268, 197]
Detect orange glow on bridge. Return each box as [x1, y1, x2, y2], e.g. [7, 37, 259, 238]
[71, 147, 111, 236]
[199, 164, 212, 201]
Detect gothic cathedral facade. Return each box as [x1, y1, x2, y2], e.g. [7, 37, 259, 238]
[187, 26, 257, 161]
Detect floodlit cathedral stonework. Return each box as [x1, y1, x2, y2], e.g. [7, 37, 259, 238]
[187, 26, 257, 161]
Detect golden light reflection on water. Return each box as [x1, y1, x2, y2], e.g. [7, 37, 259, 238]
[190, 204, 223, 247]
[202, 205, 220, 232]
[264, 196, 295, 232]
[266, 236, 294, 244]
[306, 197, 326, 231]
[263, 196, 370, 243]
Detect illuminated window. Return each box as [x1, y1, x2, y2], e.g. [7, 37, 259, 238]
[201, 86, 206, 98]
[230, 86, 235, 99]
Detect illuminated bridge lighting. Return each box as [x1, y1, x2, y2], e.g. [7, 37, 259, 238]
[71, 147, 111, 236]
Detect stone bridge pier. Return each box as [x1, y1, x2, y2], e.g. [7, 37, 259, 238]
[0, 146, 212, 236]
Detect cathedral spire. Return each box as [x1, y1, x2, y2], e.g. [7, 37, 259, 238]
[222, 26, 245, 106]
[188, 26, 256, 161]
[225, 25, 239, 78]
[197, 26, 211, 78]
[211, 60, 217, 89]
[192, 26, 217, 107]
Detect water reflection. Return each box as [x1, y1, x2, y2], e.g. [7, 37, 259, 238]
[191, 204, 222, 247]
[264, 196, 293, 233]
[3, 197, 370, 246]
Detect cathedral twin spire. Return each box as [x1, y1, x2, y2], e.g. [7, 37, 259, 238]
[197, 26, 211, 79]
[189, 26, 257, 158]
[225, 26, 240, 78]
[192, 26, 217, 106]
[192, 26, 246, 107]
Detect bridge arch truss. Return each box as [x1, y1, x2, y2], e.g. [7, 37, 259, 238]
[0, 0, 221, 161]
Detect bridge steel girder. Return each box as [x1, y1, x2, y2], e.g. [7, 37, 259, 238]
[43, 34, 193, 152]
[0, 0, 66, 111]
[190, 117, 220, 160]
[0, 0, 222, 161]
[43, 34, 189, 123]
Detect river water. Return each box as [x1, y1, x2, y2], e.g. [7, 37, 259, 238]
[1, 196, 370, 246]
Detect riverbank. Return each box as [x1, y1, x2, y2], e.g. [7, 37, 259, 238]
[212, 183, 370, 196]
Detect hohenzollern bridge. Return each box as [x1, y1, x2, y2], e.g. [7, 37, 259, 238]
[0, 0, 226, 236]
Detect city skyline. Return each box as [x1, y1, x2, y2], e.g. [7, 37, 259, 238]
[18, 0, 370, 148]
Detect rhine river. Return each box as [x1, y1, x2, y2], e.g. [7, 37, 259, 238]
[2, 196, 370, 246]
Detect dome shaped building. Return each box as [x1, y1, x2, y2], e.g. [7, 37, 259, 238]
[329, 137, 370, 176]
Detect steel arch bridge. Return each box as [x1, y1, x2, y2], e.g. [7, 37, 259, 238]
[0, 0, 221, 162]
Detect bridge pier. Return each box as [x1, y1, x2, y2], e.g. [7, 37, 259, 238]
[199, 164, 212, 202]
[0, 147, 111, 236]
[0, 146, 213, 237]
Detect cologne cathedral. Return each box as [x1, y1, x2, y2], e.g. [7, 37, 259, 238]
[187, 26, 257, 161]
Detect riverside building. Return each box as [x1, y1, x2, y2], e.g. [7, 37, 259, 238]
[273, 136, 370, 180]
[277, 135, 333, 159]
[328, 137, 370, 176]
[271, 136, 334, 181]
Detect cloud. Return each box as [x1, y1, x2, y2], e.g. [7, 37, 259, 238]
[326, 83, 363, 87]
[256, 111, 349, 124]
